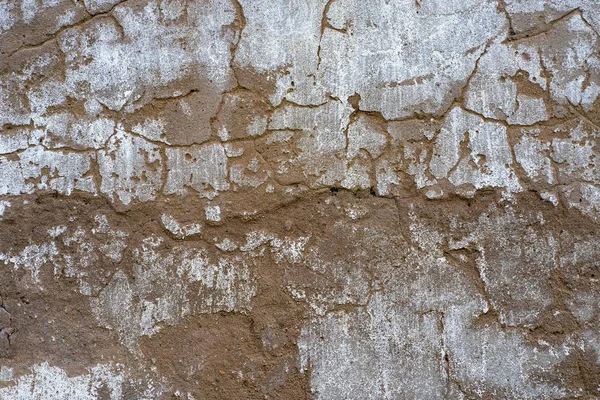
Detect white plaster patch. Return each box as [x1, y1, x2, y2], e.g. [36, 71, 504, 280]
[205, 205, 221, 222]
[161, 213, 202, 239]
[430, 107, 522, 195]
[0, 242, 59, 286]
[164, 144, 229, 198]
[317, 0, 507, 118]
[58, 0, 236, 111]
[0, 146, 95, 196]
[0, 362, 163, 399]
[92, 237, 256, 353]
[0, 200, 11, 220]
[98, 128, 162, 205]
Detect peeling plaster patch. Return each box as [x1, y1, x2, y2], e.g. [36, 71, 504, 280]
[234, 0, 329, 105]
[449, 206, 558, 328]
[465, 41, 548, 123]
[375, 159, 400, 196]
[0, 146, 95, 196]
[563, 182, 600, 220]
[83, 0, 122, 14]
[91, 269, 156, 353]
[161, 213, 202, 239]
[429, 107, 522, 195]
[317, 0, 507, 119]
[0, 200, 11, 220]
[0, 366, 14, 381]
[185, 254, 256, 313]
[472, 6, 600, 117]
[299, 294, 448, 400]
[240, 231, 277, 253]
[92, 237, 256, 353]
[268, 100, 378, 189]
[505, 0, 600, 35]
[0, 130, 34, 155]
[205, 205, 221, 222]
[98, 129, 162, 205]
[346, 115, 388, 159]
[539, 13, 600, 112]
[541, 191, 559, 206]
[216, 238, 238, 252]
[132, 119, 168, 144]
[511, 119, 600, 210]
[551, 132, 598, 183]
[299, 248, 578, 399]
[299, 207, 582, 399]
[0, 242, 59, 286]
[164, 144, 229, 198]
[445, 307, 577, 399]
[36, 115, 116, 150]
[0, 2, 16, 34]
[271, 235, 311, 264]
[58, 0, 236, 111]
[0, 215, 127, 295]
[0, 362, 164, 399]
[515, 131, 555, 184]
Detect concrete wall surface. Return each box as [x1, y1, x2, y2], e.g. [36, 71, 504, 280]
[1, 0, 600, 398]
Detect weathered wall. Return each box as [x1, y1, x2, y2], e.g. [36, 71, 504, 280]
[1, 0, 600, 398]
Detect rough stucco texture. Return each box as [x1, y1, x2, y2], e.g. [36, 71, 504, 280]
[3, 0, 600, 399]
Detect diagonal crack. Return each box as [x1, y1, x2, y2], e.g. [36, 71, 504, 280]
[6, 0, 132, 60]
[316, 0, 346, 71]
[502, 8, 583, 44]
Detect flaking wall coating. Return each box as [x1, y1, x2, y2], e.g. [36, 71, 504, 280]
[1, 0, 600, 398]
